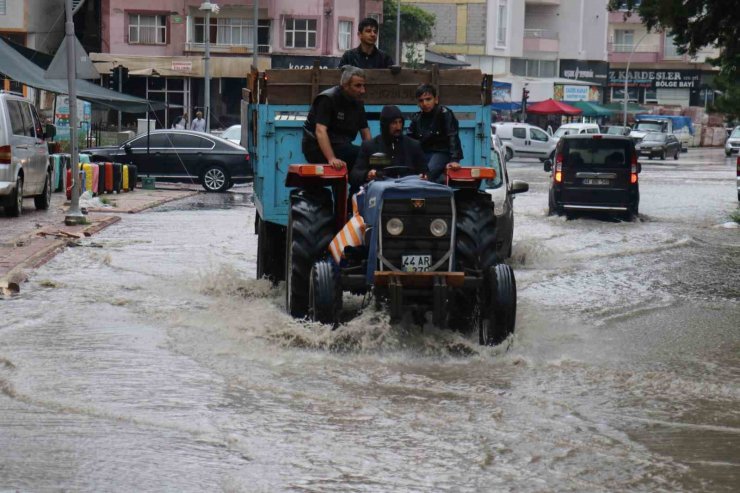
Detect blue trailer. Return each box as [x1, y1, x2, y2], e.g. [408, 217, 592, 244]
[243, 66, 516, 345]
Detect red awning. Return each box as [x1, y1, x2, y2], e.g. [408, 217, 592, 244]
[526, 99, 582, 115]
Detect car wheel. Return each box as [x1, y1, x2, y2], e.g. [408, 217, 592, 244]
[201, 165, 229, 193]
[4, 175, 23, 217]
[674, 149, 679, 160]
[660, 150, 666, 160]
[285, 188, 335, 318]
[34, 172, 52, 210]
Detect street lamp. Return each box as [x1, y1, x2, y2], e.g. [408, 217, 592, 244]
[623, 31, 650, 127]
[199, 2, 219, 132]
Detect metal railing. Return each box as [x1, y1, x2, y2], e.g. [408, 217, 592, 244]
[523, 29, 559, 40]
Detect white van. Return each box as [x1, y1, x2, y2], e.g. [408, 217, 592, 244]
[551, 123, 601, 145]
[492, 122, 556, 162]
[0, 92, 53, 217]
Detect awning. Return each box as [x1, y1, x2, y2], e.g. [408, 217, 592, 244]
[424, 50, 470, 68]
[563, 101, 613, 117]
[526, 99, 582, 116]
[0, 37, 163, 112]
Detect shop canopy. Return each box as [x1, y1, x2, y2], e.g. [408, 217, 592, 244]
[526, 98, 582, 116]
[563, 101, 613, 117]
[0, 37, 164, 113]
[602, 102, 647, 114]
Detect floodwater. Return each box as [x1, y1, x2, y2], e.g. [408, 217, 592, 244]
[1, 151, 738, 492]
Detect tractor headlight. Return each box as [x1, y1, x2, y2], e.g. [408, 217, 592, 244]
[386, 217, 404, 236]
[430, 218, 448, 237]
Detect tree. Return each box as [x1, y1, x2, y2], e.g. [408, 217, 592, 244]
[608, 0, 740, 117]
[379, 0, 436, 61]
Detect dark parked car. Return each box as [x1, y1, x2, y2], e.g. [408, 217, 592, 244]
[544, 134, 640, 221]
[82, 130, 251, 192]
[635, 132, 680, 160]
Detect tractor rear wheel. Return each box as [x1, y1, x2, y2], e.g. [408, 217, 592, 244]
[285, 189, 335, 318]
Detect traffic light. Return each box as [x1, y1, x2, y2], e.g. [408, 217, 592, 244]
[522, 88, 530, 111]
[119, 66, 129, 87]
[108, 66, 119, 91]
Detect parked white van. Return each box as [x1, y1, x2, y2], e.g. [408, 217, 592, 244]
[492, 122, 556, 162]
[0, 92, 53, 217]
[551, 123, 601, 145]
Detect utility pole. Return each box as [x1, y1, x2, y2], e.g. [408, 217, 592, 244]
[623, 31, 649, 127]
[199, 3, 219, 132]
[253, 0, 259, 70]
[64, 0, 84, 225]
[395, 0, 401, 64]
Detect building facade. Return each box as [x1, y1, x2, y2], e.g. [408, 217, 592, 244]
[82, 0, 381, 129]
[605, 8, 719, 108]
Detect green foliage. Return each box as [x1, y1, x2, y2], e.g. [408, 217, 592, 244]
[379, 0, 436, 56]
[608, 0, 740, 115]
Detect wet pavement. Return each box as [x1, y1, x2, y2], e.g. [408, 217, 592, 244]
[0, 149, 737, 492]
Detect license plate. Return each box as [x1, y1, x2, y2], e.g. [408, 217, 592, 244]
[583, 178, 610, 185]
[401, 255, 432, 272]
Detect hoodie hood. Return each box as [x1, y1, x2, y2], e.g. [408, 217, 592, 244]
[380, 105, 404, 148]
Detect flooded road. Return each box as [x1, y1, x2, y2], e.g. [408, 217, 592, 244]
[1, 150, 738, 492]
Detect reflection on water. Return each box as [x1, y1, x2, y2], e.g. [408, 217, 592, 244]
[0, 190, 737, 492]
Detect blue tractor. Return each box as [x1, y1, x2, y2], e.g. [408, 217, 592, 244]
[244, 66, 516, 345]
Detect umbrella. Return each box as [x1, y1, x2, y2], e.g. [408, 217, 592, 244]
[526, 99, 582, 116]
[564, 101, 613, 117]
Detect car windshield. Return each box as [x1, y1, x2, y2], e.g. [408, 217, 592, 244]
[731, 127, 740, 138]
[635, 122, 663, 132]
[553, 127, 576, 138]
[221, 126, 241, 140]
[565, 139, 630, 168]
[643, 133, 666, 142]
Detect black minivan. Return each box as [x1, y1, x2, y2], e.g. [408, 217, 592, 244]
[544, 135, 640, 220]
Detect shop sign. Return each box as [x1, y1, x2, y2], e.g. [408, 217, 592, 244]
[559, 60, 608, 85]
[563, 85, 590, 101]
[171, 61, 193, 72]
[271, 55, 341, 70]
[608, 69, 701, 89]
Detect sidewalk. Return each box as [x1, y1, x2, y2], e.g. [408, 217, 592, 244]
[0, 185, 199, 295]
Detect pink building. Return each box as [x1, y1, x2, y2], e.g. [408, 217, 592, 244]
[88, 0, 382, 128]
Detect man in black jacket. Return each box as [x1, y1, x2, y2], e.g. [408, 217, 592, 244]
[302, 66, 372, 171]
[350, 105, 427, 192]
[407, 84, 464, 183]
[339, 17, 394, 69]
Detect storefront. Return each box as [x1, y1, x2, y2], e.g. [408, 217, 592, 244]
[558, 60, 608, 103]
[606, 69, 702, 107]
[270, 55, 341, 70]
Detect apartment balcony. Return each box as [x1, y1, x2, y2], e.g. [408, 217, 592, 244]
[608, 43, 659, 63]
[184, 42, 271, 55]
[608, 11, 643, 24]
[523, 29, 559, 53]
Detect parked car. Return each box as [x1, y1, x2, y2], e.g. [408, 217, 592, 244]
[484, 140, 529, 258]
[544, 134, 640, 221]
[551, 123, 601, 145]
[635, 132, 681, 160]
[82, 129, 251, 192]
[604, 125, 632, 136]
[725, 126, 740, 157]
[219, 124, 243, 146]
[0, 92, 54, 217]
[492, 122, 556, 162]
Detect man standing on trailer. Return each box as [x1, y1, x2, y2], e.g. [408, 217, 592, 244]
[339, 17, 394, 69]
[302, 66, 372, 179]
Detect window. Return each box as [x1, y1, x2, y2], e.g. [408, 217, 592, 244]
[173, 134, 214, 149]
[512, 128, 526, 139]
[664, 33, 681, 58]
[284, 18, 317, 49]
[531, 128, 548, 142]
[511, 58, 555, 78]
[338, 20, 352, 51]
[216, 18, 252, 46]
[8, 101, 28, 137]
[488, 149, 503, 189]
[496, 0, 507, 46]
[129, 134, 173, 149]
[129, 14, 167, 45]
[614, 30, 633, 53]
[0, 0, 6, 16]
